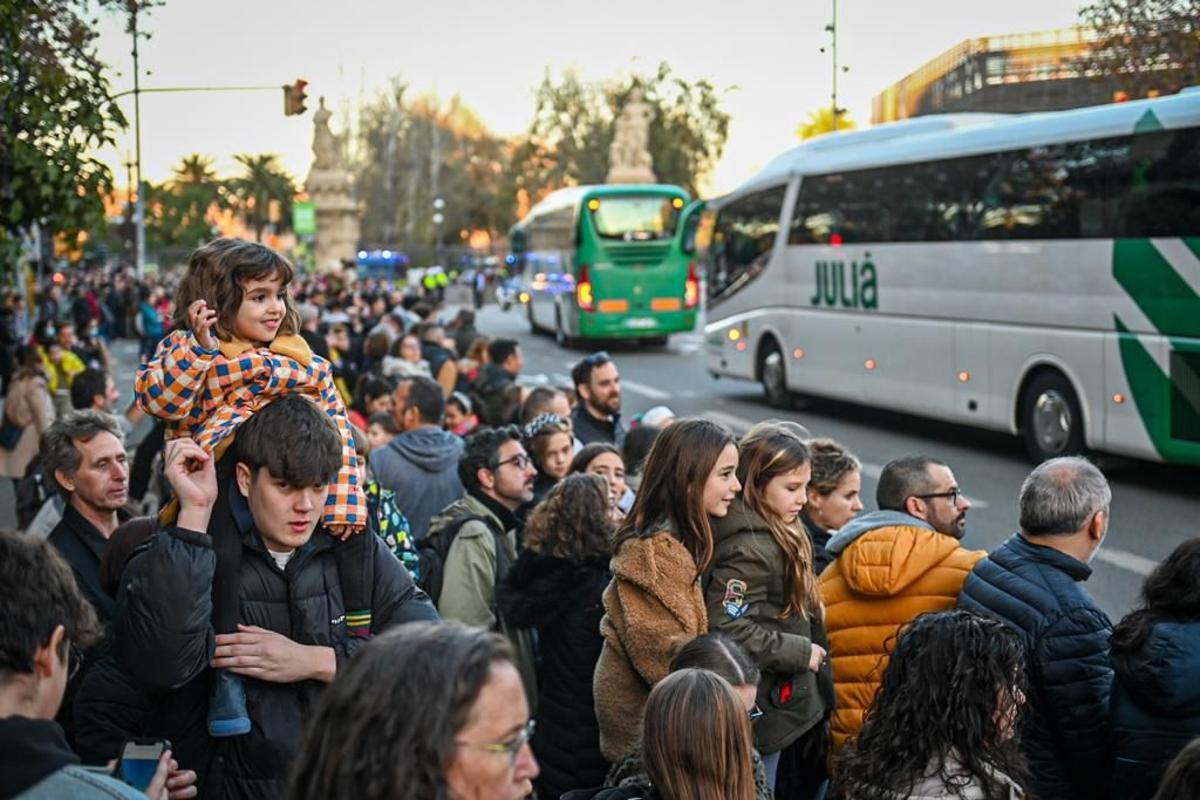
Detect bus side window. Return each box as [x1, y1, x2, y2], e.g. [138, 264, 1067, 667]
[709, 186, 786, 304]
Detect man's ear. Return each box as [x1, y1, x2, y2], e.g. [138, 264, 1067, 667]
[34, 624, 66, 679]
[576, 383, 591, 404]
[904, 496, 925, 520]
[235, 462, 253, 498]
[476, 466, 495, 492]
[1089, 509, 1108, 542]
[54, 468, 75, 494]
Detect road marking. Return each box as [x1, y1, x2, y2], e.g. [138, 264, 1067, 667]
[620, 379, 671, 401]
[1094, 547, 1157, 577]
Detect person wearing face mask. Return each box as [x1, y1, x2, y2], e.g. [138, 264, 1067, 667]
[593, 418, 741, 763]
[706, 424, 833, 796]
[800, 439, 864, 575]
[958, 457, 1114, 800]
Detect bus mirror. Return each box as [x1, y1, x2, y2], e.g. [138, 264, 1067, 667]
[678, 199, 707, 254]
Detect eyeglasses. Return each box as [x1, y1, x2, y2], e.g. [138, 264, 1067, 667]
[457, 719, 535, 767]
[67, 644, 83, 683]
[494, 453, 533, 471]
[912, 488, 964, 505]
[748, 704, 764, 721]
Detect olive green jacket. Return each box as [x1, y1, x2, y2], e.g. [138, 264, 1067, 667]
[706, 497, 835, 754]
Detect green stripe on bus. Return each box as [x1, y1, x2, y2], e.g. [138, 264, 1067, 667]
[1116, 315, 1169, 459]
[1113, 238, 1200, 339]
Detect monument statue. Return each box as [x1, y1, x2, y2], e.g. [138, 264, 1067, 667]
[606, 88, 657, 184]
[305, 97, 361, 272]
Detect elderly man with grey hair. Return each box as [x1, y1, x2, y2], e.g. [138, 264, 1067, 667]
[958, 456, 1114, 800]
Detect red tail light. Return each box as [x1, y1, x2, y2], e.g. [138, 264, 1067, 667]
[576, 264, 594, 312]
[684, 261, 700, 310]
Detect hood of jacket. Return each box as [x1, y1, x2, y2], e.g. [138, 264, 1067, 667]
[1113, 621, 1200, 717]
[830, 511, 964, 597]
[826, 509, 933, 555]
[386, 427, 464, 473]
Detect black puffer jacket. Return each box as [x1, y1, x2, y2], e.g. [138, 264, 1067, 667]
[1109, 620, 1200, 800]
[73, 639, 149, 765]
[114, 525, 438, 800]
[498, 551, 611, 800]
[958, 534, 1113, 800]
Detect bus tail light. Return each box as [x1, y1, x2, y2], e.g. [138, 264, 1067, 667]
[577, 264, 595, 312]
[684, 261, 700, 310]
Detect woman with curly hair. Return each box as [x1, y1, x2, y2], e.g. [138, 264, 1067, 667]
[1109, 537, 1200, 800]
[498, 474, 615, 799]
[830, 609, 1031, 800]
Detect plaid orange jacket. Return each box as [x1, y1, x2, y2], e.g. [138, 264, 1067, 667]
[136, 329, 365, 530]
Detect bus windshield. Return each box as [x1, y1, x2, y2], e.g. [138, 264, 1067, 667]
[589, 196, 681, 241]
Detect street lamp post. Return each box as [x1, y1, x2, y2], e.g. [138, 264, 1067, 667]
[131, 3, 146, 278]
[432, 196, 445, 267]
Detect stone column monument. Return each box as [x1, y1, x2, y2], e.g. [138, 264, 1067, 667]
[305, 97, 361, 272]
[606, 88, 657, 184]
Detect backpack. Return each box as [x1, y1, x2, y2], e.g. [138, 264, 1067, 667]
[417, 512, 509, 608]
[16, 455, 57, 530]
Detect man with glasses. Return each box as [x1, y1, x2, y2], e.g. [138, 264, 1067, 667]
[429, 426, 538, 700]
[817, 455, 985, 752]
[958, 457, 1114, 800]
[570, 351, 627, 448]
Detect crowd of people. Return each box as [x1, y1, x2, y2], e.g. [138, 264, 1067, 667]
[1, 239, 1198, 800]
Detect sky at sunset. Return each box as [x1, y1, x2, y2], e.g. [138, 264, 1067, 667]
[91, 0, 1082, 197]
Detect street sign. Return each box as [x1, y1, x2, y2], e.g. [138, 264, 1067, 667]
[293, 201, 316, 235]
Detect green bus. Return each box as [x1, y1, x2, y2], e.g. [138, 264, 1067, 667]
[511, 184, 701, 346]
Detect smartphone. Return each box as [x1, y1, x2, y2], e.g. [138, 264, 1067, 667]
[117, 738, 170, 791]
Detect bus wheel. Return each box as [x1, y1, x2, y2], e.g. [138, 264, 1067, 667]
[759, 342, 790, 408]
[1020, 371, 1085, 463]
[555, 309, 574, 349]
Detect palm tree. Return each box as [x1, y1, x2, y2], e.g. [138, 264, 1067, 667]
[228, 153, 297, 241]
[172, 154, 218, 187]
[795, 107, 857, 141]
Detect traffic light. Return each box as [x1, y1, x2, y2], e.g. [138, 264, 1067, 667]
[283, 79, 308, 116]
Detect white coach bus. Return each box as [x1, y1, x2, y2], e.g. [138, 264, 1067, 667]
[696, 92, 1200, 464]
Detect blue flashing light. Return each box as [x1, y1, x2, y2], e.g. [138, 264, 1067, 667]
[357, 250, 368, 260]
[505, 254, 517, 265]
[382, 249, 392, 259]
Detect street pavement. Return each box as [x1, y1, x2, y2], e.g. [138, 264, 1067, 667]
[6, 306, 1195, 621]
[485, 304, 1198, 622]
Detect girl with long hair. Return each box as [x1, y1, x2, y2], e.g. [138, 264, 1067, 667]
[830, 609, 1031, 800]
[800, 438, 863, 574]
[523, 413, 575, 503]
[498, 474, 615, 800]
[593, 418, 740, 763]
[1109, 537, 1200, 800]
[706, 423, 834, 796]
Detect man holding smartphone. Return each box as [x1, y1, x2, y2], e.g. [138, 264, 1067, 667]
[0, 533, 184, 799]
[113, 394, 439, 799]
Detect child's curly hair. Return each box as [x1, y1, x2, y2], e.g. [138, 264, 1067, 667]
[174, 238, 300, 341]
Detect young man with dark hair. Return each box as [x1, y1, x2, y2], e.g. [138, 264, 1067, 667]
[113, 394, 438, 799]
[570, 351, 626, 447]
[0, 532, 176, 799]
[818, 454, 984, 752]
[472, 338, 523, 426]
[428, 425, 538, 696]
[68, 368, 145, 434]
[519, 385, 572, 427]
[371, 374, 464, 540]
